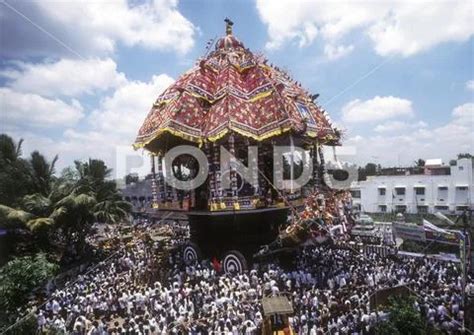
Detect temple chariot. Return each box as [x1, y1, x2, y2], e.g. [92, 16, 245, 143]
[134, 19, 342, 273]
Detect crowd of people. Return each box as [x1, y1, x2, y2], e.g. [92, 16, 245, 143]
[30, 218, 472, 335]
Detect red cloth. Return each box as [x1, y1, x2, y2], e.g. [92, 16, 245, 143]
[211, 257, 221, 273]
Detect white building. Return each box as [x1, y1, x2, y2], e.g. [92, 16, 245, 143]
[351, 158, 473, 214]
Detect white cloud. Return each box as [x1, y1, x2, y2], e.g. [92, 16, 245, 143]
[1, 58, 126, 97]
[1, 54, 173, 176]
[0, 88, 84, 128]
[452, 102, 474, 121]
[256, 0, 473, 57]
[60, 129, 152, 178]
[342, 96, 414, 123]
[88, 74, 174, 138]
[33, 73, 174, 176]
[2, 72, 172, 175]
[367, 1, 474, 57]
[344, 102, 473, 166]
[466, 80, 474, 92]
[374, 120, 406, 133]
[324, 44, 354, 61]
[35, 0, 196, 55]
[374, 120, 427, 133]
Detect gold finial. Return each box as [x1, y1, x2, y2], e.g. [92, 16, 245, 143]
[224, 17, 233, 35]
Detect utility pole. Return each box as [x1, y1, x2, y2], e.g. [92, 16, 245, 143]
[455, 208, 472, 332]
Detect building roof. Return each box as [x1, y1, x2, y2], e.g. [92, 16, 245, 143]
[134, 20, 340, 151]
[425, 158, 443, 166]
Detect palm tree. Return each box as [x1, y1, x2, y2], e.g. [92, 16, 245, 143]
[0, 135, 32, 206]
[0, 204, 33, 229]
[53, 191, 97, 251]
[74, 159, 131, 225]
[0, 185, 97, 251]
[75, 159, 112, 184]
[94, 181, 132, 224]
[414, 159, 425, 167]
[1, 140, 131, 256]
[0, 134, 23, 163]
[29, 151, 58, 196]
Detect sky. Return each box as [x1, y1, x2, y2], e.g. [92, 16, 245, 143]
[0, 0, 473, 178]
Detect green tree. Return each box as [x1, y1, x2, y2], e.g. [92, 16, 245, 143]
[0, 135, 32, 207]
[28, 151, 58, 196]
[414, 158, 426, 167]
[365, 163, 377, 176]
[357, 166, 367, 181]
[0, 150, 65, 249]
[357, 162, 378, 181]
[2, 314, 37, 335]
[387, 296, 426, 335]
[73, 159, 131, 224]
[373, 320, 400, 335]
[0, 134, 23, 162]
[125, 173, 139, 185]
[457, 153, 473, 159]
[0, 135, 131, 258]
[0, 253, 58, 329]
[74, 158, 111, 184]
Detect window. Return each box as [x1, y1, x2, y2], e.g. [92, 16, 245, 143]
[296, 103, 316, 124]
[395, 187, 405, 196]
[351, 190, 361, 198]
[415, 187, 425, 195]
[395, 205, 407, 213]
[378, 188, 386, 196]
[457, 186, 468, 191]
[435, 205, 449, 210]
[437, 186, 448, 202]
[378, 205, 387, 212]
[417, 206, 428, 214]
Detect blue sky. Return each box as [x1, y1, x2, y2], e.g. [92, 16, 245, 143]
[0, 0, 473, 177]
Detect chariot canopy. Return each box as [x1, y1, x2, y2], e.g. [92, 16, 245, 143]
[134, 19, 340, 152]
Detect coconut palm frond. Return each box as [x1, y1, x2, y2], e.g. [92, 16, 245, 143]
[0, 204, 33, 225]
[26, 217, 54, 231]
[94, 210, 116, 224]
[55, 192, 96, 211]
[49, 206, 68, 220]
[55, 193, 75, 208]
[49, 154, 59, 176]
[16, 138, 24, 158]
[93, 197, 131, 224]
[74, 193, 97, 208]
[115, 200, 133, 211]
[0, 134, 23, 162]
[22, 193, 52, 215]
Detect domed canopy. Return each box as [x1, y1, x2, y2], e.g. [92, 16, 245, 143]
[134, 20, 340, 151]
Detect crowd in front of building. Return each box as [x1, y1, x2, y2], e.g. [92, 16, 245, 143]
[30, 220, 472, 335]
